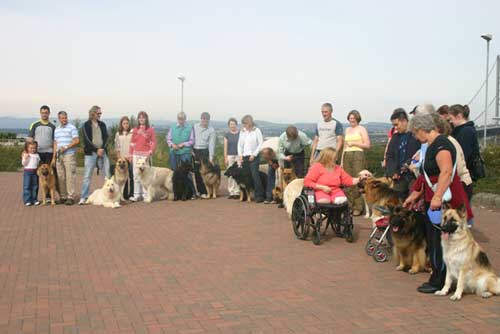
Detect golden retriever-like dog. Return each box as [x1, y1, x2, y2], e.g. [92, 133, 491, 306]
[435, 204, 500, 300]
[37, 163, 57, 206]
[86, 177, 121, 208]
[283, 178, 304, 218]
[200, 158, 221, 199]
[114, 158, 129, 201]
[135, 158, 174, 203]
[389, 205, 429, 274]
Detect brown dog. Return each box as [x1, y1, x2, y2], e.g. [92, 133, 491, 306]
[114, 158, 129, 201]
[200, 158, 221, 199]
[436, 204, 500, 300]
[358, 176, 399, 219]
[37, 163, 57, 206]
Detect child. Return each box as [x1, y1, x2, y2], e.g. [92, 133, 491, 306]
[304, 147, 365, 204]
[22, 141, 41, 206]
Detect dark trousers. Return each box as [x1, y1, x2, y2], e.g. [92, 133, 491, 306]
[244, 155, 264, 201]
[193, 148, 208, 195]
[266, 164, 277, 201]
[463, 182, 473, 202]
[424, 203, 446, 289]
[283, 149, 305, 178]
[23, 170, 38, 204]
[123, 162, 134, 200]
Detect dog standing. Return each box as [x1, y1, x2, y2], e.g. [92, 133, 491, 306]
[389, 205, 429, 274]
[135, 158, 174, 203]
[86, 177, 121, 208]
[37, 163, 57, 206]
[173, 159, 194, 201]
[435, 204, 500, 300]
[358, 176, 399, 222]
[200, 158, 221, 199]
[114, 158, 129, 201]
[224, 162, 267, 202]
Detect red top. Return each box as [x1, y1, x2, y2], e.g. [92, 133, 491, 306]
[129, 126, 156, 156]
[304, 163, 354, 189]
[411, 174, 473, 220]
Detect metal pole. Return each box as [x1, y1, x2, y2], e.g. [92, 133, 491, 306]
[483, 40, 490, 147]
[496, 55, 499, 126]
[181, 80, 184, 113]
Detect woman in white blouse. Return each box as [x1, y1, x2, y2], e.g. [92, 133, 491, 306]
[114, 116, 133, 199]
[237, 115, 264, 203]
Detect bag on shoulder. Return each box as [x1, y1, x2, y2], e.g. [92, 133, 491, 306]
[470, 151, 486, 181]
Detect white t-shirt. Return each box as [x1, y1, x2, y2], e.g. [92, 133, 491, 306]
[316, 118, 343, 150]
[22, 153, 41, 170]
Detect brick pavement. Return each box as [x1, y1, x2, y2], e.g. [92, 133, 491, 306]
[0, 171, 500, 334]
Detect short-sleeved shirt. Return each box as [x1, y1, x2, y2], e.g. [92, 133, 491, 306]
[315, 118, 343, 150]
[54, 123, 79, 155]
[423, 135, 456, 177]
[28, 120, 55, 153]
[224, 131, 240, 156]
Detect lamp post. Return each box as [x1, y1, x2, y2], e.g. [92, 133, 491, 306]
[177, 75, 186, 113]
[481, 34, 492, 147]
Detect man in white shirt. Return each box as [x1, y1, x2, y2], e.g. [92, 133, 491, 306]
[310, 103, 344, 162]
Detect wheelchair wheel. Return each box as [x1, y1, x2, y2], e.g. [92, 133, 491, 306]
[373, 249, 388, 262]
[365, 242, 376, 256]
[291, 196, 310, 240]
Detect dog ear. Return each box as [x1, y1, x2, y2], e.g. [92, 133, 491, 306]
[387, 204, 394, 213]
[456, 203, 467, 218]
[442, 202, 452, 211]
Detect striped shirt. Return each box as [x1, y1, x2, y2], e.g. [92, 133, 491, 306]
[54, 123, 79, 155]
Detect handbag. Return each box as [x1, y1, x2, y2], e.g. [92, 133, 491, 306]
[422, 158, 457, 203]
[470, 151, 486, 181]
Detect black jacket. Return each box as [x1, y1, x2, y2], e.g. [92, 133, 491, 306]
[385, 131, 421, 177]
[82, 120, 109, 155]
[452, 121, 479, 172]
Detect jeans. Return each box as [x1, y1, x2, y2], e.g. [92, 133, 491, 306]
[23, 170, 38, 204]
[81, 152, 110, 199]
[266, 164, 277, 201]
[244, 155, 264, 201]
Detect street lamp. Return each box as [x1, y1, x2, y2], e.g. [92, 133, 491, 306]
[481, 34, 492, 147]
[177, 75, 186, 113]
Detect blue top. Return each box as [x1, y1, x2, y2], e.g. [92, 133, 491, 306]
[54, 123, 79, 155]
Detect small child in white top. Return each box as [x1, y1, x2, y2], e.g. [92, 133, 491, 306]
[21, 141, 41, 206]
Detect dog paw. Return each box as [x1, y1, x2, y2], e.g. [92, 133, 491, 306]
[450, 293, 462, 301]
[435, 289, 448, 296]
[408, 268, 419, 275]
[144, 198, 152, 203]
[481, 292, 493, 298]
[395, 265, 405, 271]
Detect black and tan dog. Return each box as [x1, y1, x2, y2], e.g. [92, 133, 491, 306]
[358, 176, 399, 220]
[173, 159, 194, 201]
[200, 158, 221, 199]
[37, 163, 58, 206]
[435, 203, 500, 300]
[224, 162, 267, 202]
[388, 205, 429, 274]
[114, 158, 129, 201]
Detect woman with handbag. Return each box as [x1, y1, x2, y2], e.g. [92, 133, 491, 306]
[404, 112, 473, 294]
[448, 104, 483, 201]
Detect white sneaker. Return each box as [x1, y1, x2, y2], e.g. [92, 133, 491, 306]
[25, 202, 32, 207]
[200, 194, 209, 199]
[33, 201, 40, 206]
[129, 196, 142, 202]
[78, 198, 87, 205]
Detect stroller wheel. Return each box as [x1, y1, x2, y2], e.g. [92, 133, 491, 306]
[365, 242, 376, 256]
[373, 249, 388, 262]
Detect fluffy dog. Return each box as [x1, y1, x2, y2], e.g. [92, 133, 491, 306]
[37, 163, 57, 206]
[114, 158, 129, 201]
[358, 176, 399, 221]
[173, 159, 194, 201]
[224, 162, 267, 202]
[200, 158, 221, 199]
[283, 178, 304, 218]
[86, 177, 121, 208]
[272, 186, 284, 207]
[389, 205, 428, 274]
[135, 158, 174, 203]
[435, 204, 500, 300]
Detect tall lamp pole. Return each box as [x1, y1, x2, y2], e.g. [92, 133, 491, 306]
[177, 75, 186, 113]
[481, 34, 492, 147]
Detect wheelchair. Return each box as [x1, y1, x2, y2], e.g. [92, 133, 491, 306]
[291, 187, 354, 245]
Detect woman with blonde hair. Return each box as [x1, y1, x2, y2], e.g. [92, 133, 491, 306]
[304, 147, 365, 204]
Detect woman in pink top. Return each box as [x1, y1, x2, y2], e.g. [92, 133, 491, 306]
[304, 147, 365, 204]
[129, 111, 156, 201]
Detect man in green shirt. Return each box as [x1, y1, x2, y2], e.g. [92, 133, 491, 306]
[277, 125, 311, 178]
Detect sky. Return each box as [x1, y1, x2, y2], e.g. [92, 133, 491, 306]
[1, 0, 500, 124]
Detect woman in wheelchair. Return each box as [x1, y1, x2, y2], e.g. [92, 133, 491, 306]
[304, 147, 365, 204]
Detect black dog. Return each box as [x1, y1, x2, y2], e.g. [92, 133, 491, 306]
[173, 159, 194, 201]
[224, 161, 267, 202]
